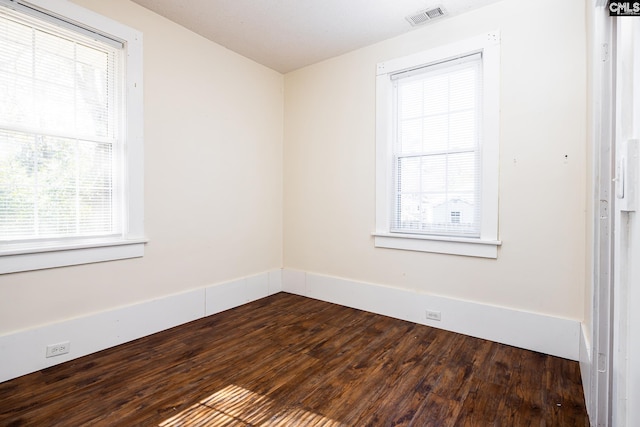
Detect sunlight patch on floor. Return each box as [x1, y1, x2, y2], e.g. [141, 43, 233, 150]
[159, 384, 344, 426]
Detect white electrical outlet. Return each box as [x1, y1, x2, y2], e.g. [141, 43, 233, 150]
[426, 310, 442, 321]
[46, 341, 70, 358]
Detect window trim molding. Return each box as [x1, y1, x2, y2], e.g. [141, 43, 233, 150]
[374, 31, 501, 258]
[0, 0, 145, 274]
[0, 238, 147, 274]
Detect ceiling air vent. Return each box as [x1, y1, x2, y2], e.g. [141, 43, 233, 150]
[406, 6, 447, 27]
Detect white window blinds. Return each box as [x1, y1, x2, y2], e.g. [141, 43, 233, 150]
[391, 53, 482, 237]
[0, 7, 123, 242]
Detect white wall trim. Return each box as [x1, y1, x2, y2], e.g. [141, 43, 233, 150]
[0, 267, 579, 383]
[282, 269, 580, 360]
[0, 269, 283, 383]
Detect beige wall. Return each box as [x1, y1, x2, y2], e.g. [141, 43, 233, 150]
[0, 0, 284, 334]
[0, 0, 589, 338]
[283, 0, 587, 319]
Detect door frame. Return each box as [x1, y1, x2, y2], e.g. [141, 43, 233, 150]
[589, 1, 615, 426]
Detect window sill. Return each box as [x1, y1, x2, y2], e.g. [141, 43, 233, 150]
[372, 232, 501, 258]
[0, 237, 148, 274]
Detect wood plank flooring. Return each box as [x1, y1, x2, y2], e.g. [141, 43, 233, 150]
[0, 293, 589, 426]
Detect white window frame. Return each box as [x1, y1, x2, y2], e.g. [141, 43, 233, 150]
[0, 0, 145, 274]
[373, 31, 501, 258]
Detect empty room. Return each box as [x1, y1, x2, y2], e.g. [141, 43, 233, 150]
[0, 0, 638, 425]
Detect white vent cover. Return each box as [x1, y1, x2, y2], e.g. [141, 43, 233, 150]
[406, 6, 447, 26]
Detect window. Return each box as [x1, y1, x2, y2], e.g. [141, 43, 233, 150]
[0, 0, 144, 273]
[374, 32, 501, 258]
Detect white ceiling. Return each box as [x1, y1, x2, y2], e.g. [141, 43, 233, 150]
[130, 0, 502, 73]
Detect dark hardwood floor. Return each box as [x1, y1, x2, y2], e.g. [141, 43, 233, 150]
[0, 293, 589, 426]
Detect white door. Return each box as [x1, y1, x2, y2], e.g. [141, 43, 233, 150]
[611, 16, 640, 427]
[589, 4, 640, 426]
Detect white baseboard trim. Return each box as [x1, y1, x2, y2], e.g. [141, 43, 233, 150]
[1, 267, 579, 383]
[0, 269, 283, 383]
[282, 269, 580, 360]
